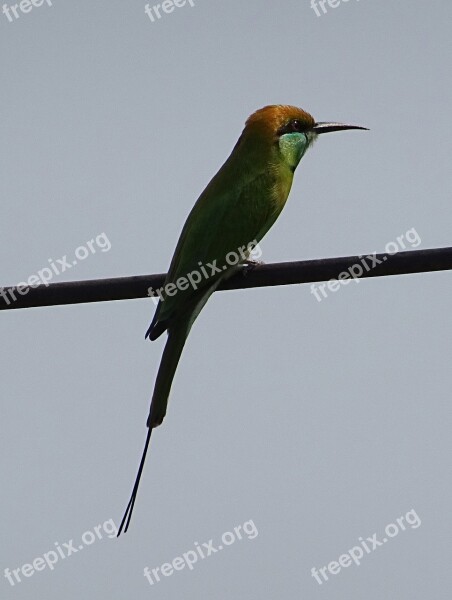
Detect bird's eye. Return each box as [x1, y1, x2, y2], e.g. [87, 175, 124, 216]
[277, 119, 305, 137]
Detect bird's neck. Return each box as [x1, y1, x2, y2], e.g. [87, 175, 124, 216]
[278, 132, 315, 172]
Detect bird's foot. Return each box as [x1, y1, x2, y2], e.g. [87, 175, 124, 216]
[240, 259, 265, 276]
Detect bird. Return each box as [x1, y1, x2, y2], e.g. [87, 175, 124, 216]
[117, 105, 368, 535]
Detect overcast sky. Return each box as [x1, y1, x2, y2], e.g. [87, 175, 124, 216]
[1, 1, 451, 598]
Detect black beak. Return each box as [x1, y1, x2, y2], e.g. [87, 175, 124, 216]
[312, 122, 369, 134]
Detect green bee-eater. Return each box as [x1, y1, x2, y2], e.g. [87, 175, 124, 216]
[118, 105, 367, 534]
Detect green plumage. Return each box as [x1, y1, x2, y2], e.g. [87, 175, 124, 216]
[117, 104, 367, 535]
[146, 116, 306, 427]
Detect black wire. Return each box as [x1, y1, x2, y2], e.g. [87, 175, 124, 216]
[2, 246, 452, 311]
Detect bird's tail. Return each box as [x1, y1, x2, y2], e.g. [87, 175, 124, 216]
[117, 325, 188, 536]
[147, 325, 188, 428]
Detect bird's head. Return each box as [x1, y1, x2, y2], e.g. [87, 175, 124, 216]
[243, 105, 368, 172]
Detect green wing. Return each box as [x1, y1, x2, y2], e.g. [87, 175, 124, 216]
[147, 164, 283, 339]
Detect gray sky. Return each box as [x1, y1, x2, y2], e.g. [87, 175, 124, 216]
[1, 0, 451, 598]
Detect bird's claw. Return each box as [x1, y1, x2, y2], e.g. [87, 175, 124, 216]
[240, 259, 265, 276]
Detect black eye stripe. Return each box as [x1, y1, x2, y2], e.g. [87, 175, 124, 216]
[277, 119, 308, 136]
